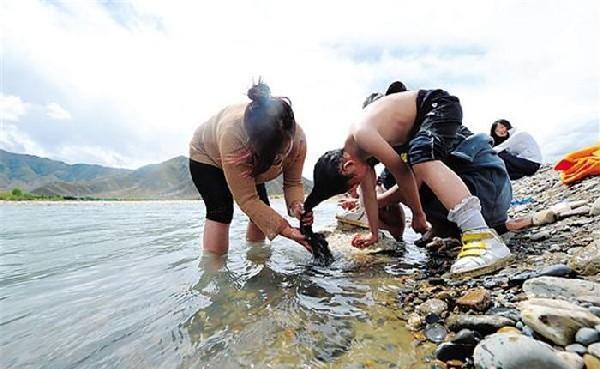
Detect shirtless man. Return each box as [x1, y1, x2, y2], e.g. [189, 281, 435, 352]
[307, 89, 512, 277]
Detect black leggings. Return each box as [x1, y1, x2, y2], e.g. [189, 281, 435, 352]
[498, 151, 540, 180]
[189, 159, 269, 224]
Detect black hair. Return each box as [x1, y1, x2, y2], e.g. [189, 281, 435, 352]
[362, 92, 383, 109]
[304, 149, 352, 211]
[490, 119, 512, 146]
[385, 81, 408, 95]
[244, 81, 296, 176]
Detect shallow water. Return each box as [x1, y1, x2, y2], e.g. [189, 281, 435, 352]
[0, 200, 433, 369]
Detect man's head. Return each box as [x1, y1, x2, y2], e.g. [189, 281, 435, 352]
[385, 81, 408, 95]
[305, 149, 370, 210]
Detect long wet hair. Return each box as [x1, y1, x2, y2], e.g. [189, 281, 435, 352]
[243, 81, 296, 176]
[490, 119, 512, 146]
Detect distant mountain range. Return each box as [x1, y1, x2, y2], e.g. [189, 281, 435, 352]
[0, 149, 313, 200]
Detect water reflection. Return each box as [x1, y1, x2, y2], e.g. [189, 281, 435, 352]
[1, 201, 433, 369]
[183, 227, 431, 369]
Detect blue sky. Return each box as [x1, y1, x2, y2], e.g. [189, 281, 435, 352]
[1, 0, 599, 175]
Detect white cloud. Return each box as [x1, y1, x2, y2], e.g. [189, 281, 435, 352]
[0, 94, 29, 123]
[0, 0, 598, 170]
[46, 102, 71, 120]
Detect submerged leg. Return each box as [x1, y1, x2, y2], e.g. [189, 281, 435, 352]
[203, 219, 230, 254]
[246, 221, 266, 242]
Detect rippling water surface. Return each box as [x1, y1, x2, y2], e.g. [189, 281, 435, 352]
[1, 200, 433, 369]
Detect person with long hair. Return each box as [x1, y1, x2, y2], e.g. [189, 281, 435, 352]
[189, 81, 311, 254]
[491, 119, 542, 180]
[307, 87, 513, 278]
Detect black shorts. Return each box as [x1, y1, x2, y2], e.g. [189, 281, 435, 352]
[408, 89, 464, 165]
[189, 159, 269, 224]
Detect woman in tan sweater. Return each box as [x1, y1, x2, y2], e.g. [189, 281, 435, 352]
[189, 82, 311, 254]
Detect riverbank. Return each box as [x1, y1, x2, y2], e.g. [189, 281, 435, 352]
[387, 165, 600, 368]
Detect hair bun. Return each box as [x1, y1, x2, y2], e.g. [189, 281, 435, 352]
[247, 81, 271, 105]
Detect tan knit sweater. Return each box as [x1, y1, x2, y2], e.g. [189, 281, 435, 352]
[189, 103, 306, 240]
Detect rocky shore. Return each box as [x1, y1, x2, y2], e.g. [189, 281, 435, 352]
[392, 166, 600, 369]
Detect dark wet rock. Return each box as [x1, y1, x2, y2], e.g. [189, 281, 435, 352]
[522, 277, 600, 305]
[589, 307, 600, 318]
[519, 298, 600, 345]
[473, 333, 567, 369]
[530, 230, 551, 241]
[452, 329, 481, 345]
[428, 278, 445, 286]
[589, 342, 600, 358]
[575, 327, 600, 345]
[508, 271, 539, 287]
[538, 264, 575, 278]
[456, 288, 491, 312]
[446, 314, 514, 336]
[565, 343, 588, 355]
[568, 240, 600, 276]
[425, 313, 441, 325]
[425, 323, 447, 343]
[485, 307, 521, 322]
[435, 342, 474, 362]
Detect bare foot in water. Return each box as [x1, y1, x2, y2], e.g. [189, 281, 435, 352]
[506, 216, 533, 231]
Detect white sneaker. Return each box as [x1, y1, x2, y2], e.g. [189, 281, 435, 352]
[450, 228, 513, 278]
[336, 206, 369, 229]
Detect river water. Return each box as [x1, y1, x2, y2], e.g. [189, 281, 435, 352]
[1, 200, 433, 369]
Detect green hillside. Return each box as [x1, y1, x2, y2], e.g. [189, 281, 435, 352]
[0, 149, 129, 191]
[0, 150, 312, 200]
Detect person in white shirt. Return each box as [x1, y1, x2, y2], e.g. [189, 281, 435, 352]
[490, 119, 542, 180]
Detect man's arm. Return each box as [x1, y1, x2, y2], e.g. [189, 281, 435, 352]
[360, 166, 379, 234]
[354, 128, 426, 220]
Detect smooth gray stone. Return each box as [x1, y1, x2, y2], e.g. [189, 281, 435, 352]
[523, 277, 600, 305]
[474, 333, 567, 369]
[425, 323, 447, 343]
[447, 314, 515, 336]
[589, 342, 600, 358]
[575, 327, 600, 345]
[565, 343, 587, 355]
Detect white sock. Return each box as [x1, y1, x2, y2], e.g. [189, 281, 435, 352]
[447, 196, 488, 232]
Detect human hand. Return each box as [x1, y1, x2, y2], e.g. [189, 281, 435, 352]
[290, 202, 313, 226]
[281, 225, 312, 252]
[351, 232, 379, 248]
[338, 198, 358, 210]
[411, 212, 429, 234]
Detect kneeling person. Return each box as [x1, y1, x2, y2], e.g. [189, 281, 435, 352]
[309, 89, 512, 277]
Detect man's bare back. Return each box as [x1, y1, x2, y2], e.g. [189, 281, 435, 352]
[352, 90, 419, 147]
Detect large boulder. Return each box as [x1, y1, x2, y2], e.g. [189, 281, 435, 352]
[522, 276, 600, 305]
[519, 298, 600, 345]
[473, 333, 566, 369]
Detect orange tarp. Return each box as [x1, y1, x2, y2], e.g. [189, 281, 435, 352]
[554, 143, 600, 185]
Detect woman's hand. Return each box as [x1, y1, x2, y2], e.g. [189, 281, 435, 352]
[290, 202, 313, 226]
[338, 197, 358, 211]
[411, 212, 429, 234]
[351, 232, 379, 248]
[280, 225, 312, 252]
